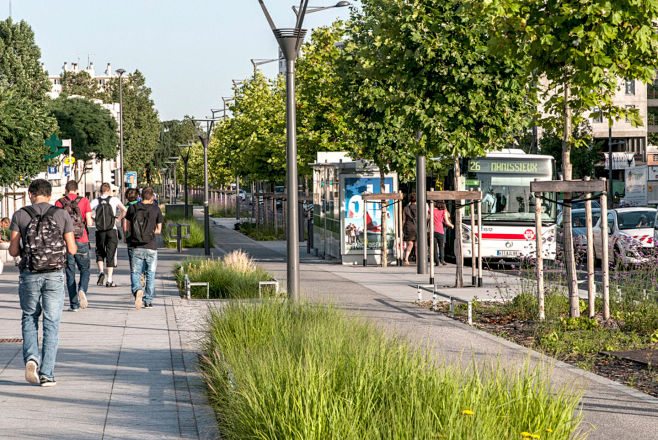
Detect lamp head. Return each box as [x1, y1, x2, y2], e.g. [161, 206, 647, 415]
[335, 1, 350, 7]
[115, 68, 126, 76]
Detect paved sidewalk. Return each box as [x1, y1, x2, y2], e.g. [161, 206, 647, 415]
[211, 217, 658, 440]
[0, 244, 219, 439]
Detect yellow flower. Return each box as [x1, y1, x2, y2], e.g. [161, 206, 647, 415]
[530, 435, 540, 439]
[521, 433, 532, 437]
[546, 429, 553, 433]
[461, 410, 475, 415]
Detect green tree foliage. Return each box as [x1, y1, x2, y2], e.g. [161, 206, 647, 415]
[48, 97, 118, 163]
[0, 18, 56, 186]
[540, 125, 597, 179]
[296, 22, 354, 175]
[60, 70, 100, 98]
[207, 117, 241, 187]
[100, 70, 160, 172]
[153, 117, 198, 184]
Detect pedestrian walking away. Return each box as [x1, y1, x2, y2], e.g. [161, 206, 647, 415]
[55, 180, 93, 311]
[124, 187, 163, 310]
[122, 188, 140, 274]
[8, 179, 77, 387]
[90, 182, 126, 288]
[432, 201, 454, 266]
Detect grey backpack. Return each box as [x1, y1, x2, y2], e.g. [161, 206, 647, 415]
[22, 206, 67, 272]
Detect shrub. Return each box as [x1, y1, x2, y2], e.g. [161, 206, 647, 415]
[201, 302, 585, 440]
[175, 252, 274, 299]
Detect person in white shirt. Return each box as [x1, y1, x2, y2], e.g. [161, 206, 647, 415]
[90, 182, 126, 287]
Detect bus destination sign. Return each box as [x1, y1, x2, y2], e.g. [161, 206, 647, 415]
[468, 159, 551, 175]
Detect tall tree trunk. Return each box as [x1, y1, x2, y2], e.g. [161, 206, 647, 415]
[562, 83, 580, 317]
[380, 168, 388, 267]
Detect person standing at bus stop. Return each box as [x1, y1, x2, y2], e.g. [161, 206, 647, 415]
[432, 201, 454, 266]
[402, 193, 418, 265]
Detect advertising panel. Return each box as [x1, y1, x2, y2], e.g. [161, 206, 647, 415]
[623, 165, 648, 207]
[342, 176, 395, 254]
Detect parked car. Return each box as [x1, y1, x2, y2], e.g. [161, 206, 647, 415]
[556, 208, 601, 249]
[592, 207, 657, 264]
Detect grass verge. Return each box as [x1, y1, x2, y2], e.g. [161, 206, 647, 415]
[175, 251, 275, 299]
[201, 301, 585, 440]
[238, 222, 281, 241]
[162, 215, 212, 249]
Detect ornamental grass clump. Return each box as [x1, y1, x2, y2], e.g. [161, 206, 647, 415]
[201, 302, 585, 440]
[175, 252, 272, 299]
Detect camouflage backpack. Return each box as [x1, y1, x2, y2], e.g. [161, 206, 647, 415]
[22, 206, 67, 272]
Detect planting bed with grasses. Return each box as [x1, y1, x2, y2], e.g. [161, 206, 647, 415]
[201, 301, 585, 440]
[419, 256, 658, 397]
[209, 203, 251, 219]
[162, 215, 212, 249]
[238, 222, 282, 241]
[175, 251, 276, 299]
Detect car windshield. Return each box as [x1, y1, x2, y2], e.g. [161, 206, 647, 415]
[572, 211, 600, 228]
[466, 175, 557, 222]
[617, 211, 655, 230]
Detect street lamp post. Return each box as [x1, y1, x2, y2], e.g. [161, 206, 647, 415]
[193, 117, 220, 256]
[222, 96, 241, 222]
[116, 68, 126, 200]
[178, 144, 192, 217]
[250, 58, 279, 79]
[258, 0, 349, 300]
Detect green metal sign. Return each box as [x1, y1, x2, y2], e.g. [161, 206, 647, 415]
[44, 134, 67, 160]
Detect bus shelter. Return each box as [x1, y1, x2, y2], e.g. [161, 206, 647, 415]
[311, 156, 398, 265]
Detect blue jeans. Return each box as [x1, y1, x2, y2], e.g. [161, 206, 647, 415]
[129, 248, 157, 304]
[18, 270, 65, 379]
[65, 242, 90, 309]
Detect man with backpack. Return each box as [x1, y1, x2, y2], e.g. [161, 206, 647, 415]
[124, 187, 163, 309]
[55, 180, 93, 311]
[8, 179, 77, 387]
[90, 182, 126, 288]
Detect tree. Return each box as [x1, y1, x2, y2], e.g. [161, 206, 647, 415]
[341, 0, 533, 270]
[48, 96, 118, 180]
[540, 125, 598, 180]
[153, 117, 198, 185]
[296, 22, 355, 176]
[99, 70, 160, 172]
[0, 18, 56, 186]
[60, 70, 100, 98]
[490, 0, 658, 317]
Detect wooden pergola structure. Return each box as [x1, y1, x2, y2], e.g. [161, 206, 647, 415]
[530, 178, 609, 321]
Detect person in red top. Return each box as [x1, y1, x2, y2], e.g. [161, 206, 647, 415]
[432, 201, 454, 266]
[55, 180, 93, 311]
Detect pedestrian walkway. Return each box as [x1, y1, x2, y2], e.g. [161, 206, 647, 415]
[0, 244, 219, 439]
[209, 216, 658, 440]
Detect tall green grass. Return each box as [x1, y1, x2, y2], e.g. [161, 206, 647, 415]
[175, 254, 273, 299]
[162, 215, 212, 249]
[201, 302, 585, 440]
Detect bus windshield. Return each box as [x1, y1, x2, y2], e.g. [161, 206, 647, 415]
[464, 160, 557, 223]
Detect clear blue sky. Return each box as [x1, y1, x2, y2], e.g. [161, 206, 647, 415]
[8, 0, 353, 120]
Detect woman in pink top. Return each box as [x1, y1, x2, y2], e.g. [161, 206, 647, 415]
[433, 201, 454, 265]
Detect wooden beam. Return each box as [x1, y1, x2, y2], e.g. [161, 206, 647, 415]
[426, 191, 482, 201]
[361, 192, 404, 201]
[530, 180, 606, 193]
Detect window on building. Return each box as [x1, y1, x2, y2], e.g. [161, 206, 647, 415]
[592, 107, 604, 123]
[625, 105, 636, 122]
[649, 78, 658, 99]
[625, 79, 635, 95]
[648, 107, 658, 126]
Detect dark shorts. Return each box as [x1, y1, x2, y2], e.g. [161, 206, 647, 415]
[403, 224, 417, 242]
[95, 229, 118, 267]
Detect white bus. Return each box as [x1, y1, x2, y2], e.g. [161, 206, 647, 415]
[459, 150, 557, 260]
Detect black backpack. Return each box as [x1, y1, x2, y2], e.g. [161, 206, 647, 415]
[59, 196, 85, 239]
[95, 197, 115, 232]
[130, 203, 154, 245]
[22, 206, 67, 273]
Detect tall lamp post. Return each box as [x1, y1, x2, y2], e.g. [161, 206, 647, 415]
[192, 117, 220, 256]
[222, 96, 241, 221]
[178, 144, 192, 217]
[116, 68, 126, 200]
[250, 58, 278, 79]
[258, 0, 349, 300]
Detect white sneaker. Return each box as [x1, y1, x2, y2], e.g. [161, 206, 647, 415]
[79, 290, 88, 309]
[134, 290, 143, 310]
[25, 359, 39, 384]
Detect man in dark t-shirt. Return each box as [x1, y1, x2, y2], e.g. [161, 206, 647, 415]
[123, 187, 163, 310]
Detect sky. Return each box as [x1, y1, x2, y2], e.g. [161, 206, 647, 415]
[7, 0, 353, 120]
